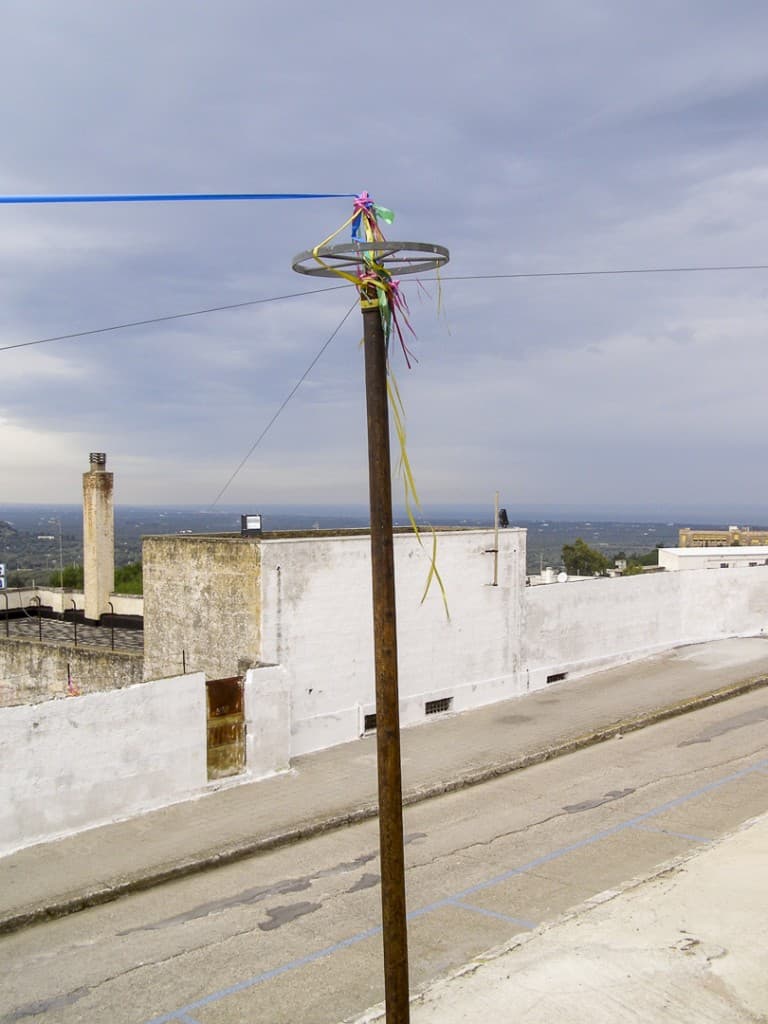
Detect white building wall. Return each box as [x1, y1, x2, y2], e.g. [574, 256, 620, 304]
[525, 573, 684, 687]
[659, 547, 768, 571]
[525, 566, 768, 688]
[0, 672, 206, 855]
[259, 529, 526, 757]
[679, 565, 768, 641]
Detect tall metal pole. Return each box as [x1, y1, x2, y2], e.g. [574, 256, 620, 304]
[361, 286, 410, 1023]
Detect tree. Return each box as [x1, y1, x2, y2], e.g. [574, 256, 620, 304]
[624, 543, 662, 569]
[114, 562, 142, 595]
[54, 564, 84, 588]
[562, 538, 609, 576]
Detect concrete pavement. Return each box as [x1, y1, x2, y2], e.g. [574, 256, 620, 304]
[351, 812, 768, 1023]
[3, 636, 768, 936]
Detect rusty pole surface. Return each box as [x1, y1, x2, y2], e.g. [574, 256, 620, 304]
[361, 289, 411, 1023]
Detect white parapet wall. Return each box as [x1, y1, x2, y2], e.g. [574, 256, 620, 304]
[525, 566, 768, 688]
[259, 528, 527, 757]
[0, 672, 206, 856]
[244, 664, 291, 779]
[1, 588, 143, 617]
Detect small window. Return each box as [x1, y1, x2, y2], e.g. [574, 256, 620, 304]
[749, 562, 758, 567]
[364, 713, 377, 732]
[425, 697, 453, 716]
[720, 562, 728, 569]
[546, 672, 567, 684]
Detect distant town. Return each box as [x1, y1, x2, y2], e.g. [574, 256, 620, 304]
[2, 501, 766, 586]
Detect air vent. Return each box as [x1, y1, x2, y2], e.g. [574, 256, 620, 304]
[425, 697, 453, 716]
[364, 713, 377, 732]
[546, 672, 567, 684]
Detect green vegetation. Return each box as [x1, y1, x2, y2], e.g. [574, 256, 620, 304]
[56, 564, 84, 588]
[44, 561, 143, 594]
[615, 543, 662, 572]
[114, 562, 142, 595]
[561, 538, 609, 576]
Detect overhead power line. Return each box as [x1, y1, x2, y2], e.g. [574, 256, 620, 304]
[0, 285, 349, 353]
[441, 264, 768, 282]
[2, 262, 767, 357]
[209, 301, 358, 507]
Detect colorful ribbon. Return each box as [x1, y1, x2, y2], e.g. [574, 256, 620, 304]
[312, 193, 449, 616]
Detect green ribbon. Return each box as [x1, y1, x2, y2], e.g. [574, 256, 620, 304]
[374, 205, 395, 224]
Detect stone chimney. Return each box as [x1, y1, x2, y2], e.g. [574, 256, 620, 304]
[82, 452, 114, 623]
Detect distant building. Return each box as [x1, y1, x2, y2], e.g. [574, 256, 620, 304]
[659, 546, 768, 572]
[678, 526, 768, 548]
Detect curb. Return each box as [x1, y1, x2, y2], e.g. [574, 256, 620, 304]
[2, 674, 766, 937]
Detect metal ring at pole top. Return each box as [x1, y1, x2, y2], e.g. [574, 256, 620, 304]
[292, 241, 450, 278]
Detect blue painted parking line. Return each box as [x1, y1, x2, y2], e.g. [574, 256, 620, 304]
[630, 824, 713, 843]
[144, 927, 383, 1024]
[144, 755, 768, 1024]
[447, 900, 537, 929]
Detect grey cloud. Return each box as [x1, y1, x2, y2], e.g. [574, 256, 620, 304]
[2, 1, 768, 506]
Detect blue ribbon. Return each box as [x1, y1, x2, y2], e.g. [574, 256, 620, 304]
[0, 192, 357, 205]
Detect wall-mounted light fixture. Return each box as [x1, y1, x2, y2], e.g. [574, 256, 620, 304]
[240, 514, 263, 536]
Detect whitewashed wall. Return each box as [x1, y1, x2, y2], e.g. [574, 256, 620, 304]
[679, 565, 768, 641]
[259, 529, 527, 757]
[244, 664, 291, 778]
[0, 587, 143, 616]
[0, 672, 206, 855]
[525, 567, 768, 688]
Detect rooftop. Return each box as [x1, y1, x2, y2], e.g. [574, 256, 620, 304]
[663, 545, 768, 557]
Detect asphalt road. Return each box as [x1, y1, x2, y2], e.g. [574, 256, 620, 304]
[2, 688, 767, 1024]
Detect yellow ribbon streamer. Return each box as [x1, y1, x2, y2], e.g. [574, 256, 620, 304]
[387, 371, 450, 618]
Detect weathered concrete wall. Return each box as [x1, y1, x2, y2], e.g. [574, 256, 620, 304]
[142, 535, 260, 681]
[525, 566, 768, 688]
[0, 638, 143, 707]
[259, 528, 527, 757]
[0, 672, 206, 855]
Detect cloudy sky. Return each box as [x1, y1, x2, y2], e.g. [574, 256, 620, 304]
[2, 2, 768, 511]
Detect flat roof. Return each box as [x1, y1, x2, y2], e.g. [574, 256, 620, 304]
[663, 546, 768, 557]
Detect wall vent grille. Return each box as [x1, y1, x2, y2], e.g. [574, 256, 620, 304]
[425, 697, 453, 716]
[546, 672, 567, 684]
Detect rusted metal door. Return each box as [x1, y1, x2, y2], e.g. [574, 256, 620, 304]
[206, 677, 245, 779]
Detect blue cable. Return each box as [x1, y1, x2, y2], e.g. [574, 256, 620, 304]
[0, 192, 357, 204]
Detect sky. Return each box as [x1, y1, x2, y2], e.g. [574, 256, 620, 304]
[2, 1, 768, 512]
